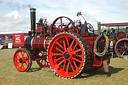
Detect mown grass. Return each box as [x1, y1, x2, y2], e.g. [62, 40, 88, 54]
[0, 48, 128, 85]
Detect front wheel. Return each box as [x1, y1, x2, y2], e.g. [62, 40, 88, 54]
[13, 48, 32, 72]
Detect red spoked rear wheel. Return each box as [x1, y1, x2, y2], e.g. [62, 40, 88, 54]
[48, 32, 90, 78]
[13, 48, 32, 72]
[115, 38, 128, 57]
[36, 58, 48, 67]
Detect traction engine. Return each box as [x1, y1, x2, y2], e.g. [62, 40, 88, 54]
[13, 8, 111, 78]
[114, 29, 128, 58]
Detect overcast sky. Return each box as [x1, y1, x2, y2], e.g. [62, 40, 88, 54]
[0, 0, 128, 32]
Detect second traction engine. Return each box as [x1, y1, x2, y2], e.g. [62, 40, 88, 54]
[13, 8, 111, 78]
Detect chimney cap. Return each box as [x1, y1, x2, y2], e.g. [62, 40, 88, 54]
[30, 8, 36, 12]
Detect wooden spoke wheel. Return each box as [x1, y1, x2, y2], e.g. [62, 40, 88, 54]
[36, 58, 48, 67]
[51, 16, 75, 36]
[48, 32, 90, 78]
[115, 38, 128, 57]
[13, 48, 32, 72]
[116, 32, 126, 40]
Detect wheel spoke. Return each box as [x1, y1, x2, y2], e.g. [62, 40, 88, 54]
[40, 59, 43, 64]
[25, 62, 28, 67]
[22, 52, 25, 57]
[22, 64, 25, 69]
[20, 63, 23, 68]
[55, 56, 64, 62]
[69, 60, 75, 72]
[56, 60, 64, 68]
[16, 58, 20, 61]
[73, 61, 78, 69]
[69, 40, 74, 50]
[56, 47, 64, 53]
[75, 54, 83, 58]
[64, 22, 71, 29]
[119, 45, 124, 48]
[121, 51, 125, 56]
[117, 48, 123, 52]
[73, 43, 78, 51]
[74, 49, 81, 53]
[72, 57, 82, 63]
[124, 42, 127, 47]
[65, 37, 69, 48]
[24, 54, 28, 58]
[52, 53, 63, 56]
[55, 41, 64, 50]
[17, 54, 20, 59]
[53, 26, 59, 30]
[63, 61, 66, 70]
[120, 43, 123, 47]
[66, 62, 69, 73]
[20, 51, 25, 57]
[63, 38, 66, 50]
[17, 62, 20, 65]
[60, 18, 63, 29]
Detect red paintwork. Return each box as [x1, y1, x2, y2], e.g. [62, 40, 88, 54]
[83, 36, 103, 67]
[32, 17, 103, 69]
[36, 26, 43, 35]
[31, 36, 46, 50]
[0, 32, 29, 47]
[31, 36, 52, 51]
[13, 33, 25, 46]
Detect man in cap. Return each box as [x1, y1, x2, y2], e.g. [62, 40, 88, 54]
[74, 12, 88, 33]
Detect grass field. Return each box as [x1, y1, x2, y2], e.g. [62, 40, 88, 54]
[0, 48, 128, 85]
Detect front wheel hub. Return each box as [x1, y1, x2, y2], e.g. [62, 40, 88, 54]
[64, 52, 70, 59]
[19, 58, 23, 63]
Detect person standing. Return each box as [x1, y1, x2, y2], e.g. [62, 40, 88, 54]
[74, 12, 88, 33]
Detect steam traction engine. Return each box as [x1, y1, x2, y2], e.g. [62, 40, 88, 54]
[114, 29, 128, 58]
[13, 8, 110, 78]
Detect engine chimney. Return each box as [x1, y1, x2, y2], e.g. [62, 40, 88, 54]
[30, 8, 36, 36]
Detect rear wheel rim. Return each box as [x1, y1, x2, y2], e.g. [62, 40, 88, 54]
[13, 49, 31, 72]
[48, 33, 85, 78]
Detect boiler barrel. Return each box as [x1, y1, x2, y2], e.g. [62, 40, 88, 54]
[25, 36, 51, 51]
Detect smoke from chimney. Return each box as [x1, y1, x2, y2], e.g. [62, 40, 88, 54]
[0, 0, 32, 10]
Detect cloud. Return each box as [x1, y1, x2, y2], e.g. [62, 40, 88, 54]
[0, 0, 128, 32]
[0, 10, 30, 32]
